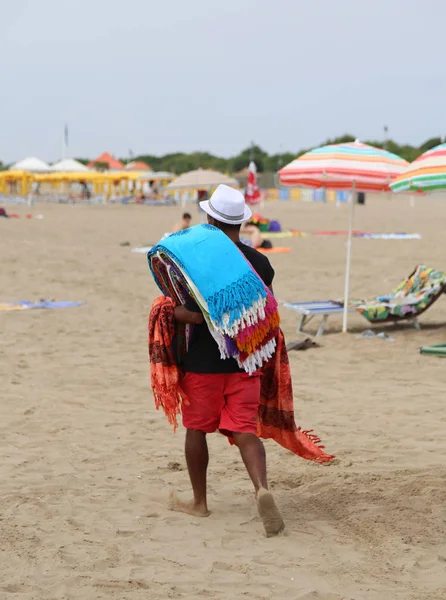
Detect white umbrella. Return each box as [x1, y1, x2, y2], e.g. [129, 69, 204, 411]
[135, 171, 176, 181]
[166, 168, 238, 190]
[49, 158, 89, 172]
[9, 157, 50, 172]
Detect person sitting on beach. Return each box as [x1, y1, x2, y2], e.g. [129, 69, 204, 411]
[173, 212, 192, 232]
[241, 221, 273, 249]
[170, 185, 284, 537]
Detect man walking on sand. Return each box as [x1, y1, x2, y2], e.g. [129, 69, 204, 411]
[170, 185, 284, 537]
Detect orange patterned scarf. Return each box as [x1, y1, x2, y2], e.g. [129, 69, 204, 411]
[148, 296, 188, 431]
[148, 296, 334, 463]
[256, 329, 333, 463]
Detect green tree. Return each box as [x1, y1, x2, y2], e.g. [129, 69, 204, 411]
[419, 137, 442, 153]
[93, 161, 109, 171]
[232, 145, 268, 172]
[78, 135, 444, 177]
[323, 134, 356, 145]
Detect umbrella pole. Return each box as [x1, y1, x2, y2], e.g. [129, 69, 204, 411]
[342, 182, 356, 333]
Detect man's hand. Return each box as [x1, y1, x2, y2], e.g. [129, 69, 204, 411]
[174, 305, 204, 325]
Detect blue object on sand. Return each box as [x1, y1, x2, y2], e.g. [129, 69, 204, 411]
[18, 300, 84, 309]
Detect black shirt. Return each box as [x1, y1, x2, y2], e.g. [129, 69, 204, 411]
[182, 241, 275, 373]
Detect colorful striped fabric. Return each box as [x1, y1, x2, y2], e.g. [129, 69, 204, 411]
[278, 141, 408, 191]
[147, 225, 280, 374]
[390, 143, 446, 193]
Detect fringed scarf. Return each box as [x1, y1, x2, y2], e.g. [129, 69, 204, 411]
[148, 296, 188, 431]
[148, 296, 334, 464]
[257, 328, 333, 463]
[147, 225, 280, 375]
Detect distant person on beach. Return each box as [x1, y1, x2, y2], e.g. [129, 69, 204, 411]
[241, 221, 273, 249]
[150, 180, 159, 198]
[170, 185, 284, 537]
[197, 190, 208, 223]
[80, 181, 91, 200]
[173, 212, 192, 232]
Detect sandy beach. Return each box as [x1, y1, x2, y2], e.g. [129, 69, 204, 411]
[1, 196, 446, 600]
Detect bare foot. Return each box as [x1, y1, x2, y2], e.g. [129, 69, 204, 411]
[256, 488, 285, 537]
[168, 491, 210, 517]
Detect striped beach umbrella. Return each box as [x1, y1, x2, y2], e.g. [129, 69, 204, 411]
[278, 141, 408, 332]
[278, 140, 408, 191]
[390, 142, 446, 193]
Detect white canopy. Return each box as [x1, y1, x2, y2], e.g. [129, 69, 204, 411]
[49, 158, 89, 172]
[9, 157, 50, 172]
[166, 168, 238, 190]
[135, 171, 175, 180]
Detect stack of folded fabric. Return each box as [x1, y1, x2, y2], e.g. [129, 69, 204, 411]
[147, 224, 280, 374]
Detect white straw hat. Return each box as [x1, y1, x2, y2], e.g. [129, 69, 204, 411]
[199, 184, 252, 225]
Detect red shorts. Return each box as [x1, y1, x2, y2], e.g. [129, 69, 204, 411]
[180, 372, 260, 435]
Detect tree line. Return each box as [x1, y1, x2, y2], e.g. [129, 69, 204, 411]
[1, 135, 443, 174]
[114, 135, 444, 173]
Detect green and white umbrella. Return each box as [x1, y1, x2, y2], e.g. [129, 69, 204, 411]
[390, 142, 446, 193]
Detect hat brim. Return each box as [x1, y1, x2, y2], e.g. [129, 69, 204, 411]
[199, 200, 252, 225]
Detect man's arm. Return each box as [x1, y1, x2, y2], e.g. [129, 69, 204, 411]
[173, 304, 204, 325]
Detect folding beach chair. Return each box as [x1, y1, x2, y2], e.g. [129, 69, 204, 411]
[284, 265, 446, 336]
[283, 301, 355, 336]
[348, 265, 446, 326]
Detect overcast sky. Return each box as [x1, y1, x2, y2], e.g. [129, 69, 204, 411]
[1, 0, 444, 163]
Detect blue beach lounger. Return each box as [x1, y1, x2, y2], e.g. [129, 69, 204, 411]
[283, 301, 355, 336]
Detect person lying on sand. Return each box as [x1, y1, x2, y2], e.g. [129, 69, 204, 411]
[170, 185, 284, 537]
[241, 221, 273, 249]
[172, 212, 192, 232]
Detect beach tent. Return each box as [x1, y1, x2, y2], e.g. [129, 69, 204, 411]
[9, 157, 50, 172]
[0, 170, 35, 195]
[125, 160, 152, 171]
[34, 171, 105, 182]
[49, 158, 89, 172]
[166, 168, 238, 190]
[87, 152, 124, 170]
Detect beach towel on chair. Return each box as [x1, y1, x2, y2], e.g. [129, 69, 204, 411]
[348, 265, 446, 323]
[148, 296, 334, 463]
[147, 224, 280, 374]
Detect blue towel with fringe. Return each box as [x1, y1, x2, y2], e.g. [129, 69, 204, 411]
[147, 224, 268, 330]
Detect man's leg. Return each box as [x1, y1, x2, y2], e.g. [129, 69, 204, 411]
[170, 374, 223, 517]
[233, 432, 284, 536]
[232, 432, 267, 492]
[223, 374, 285, 537]
[169, 429, 210, 517]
